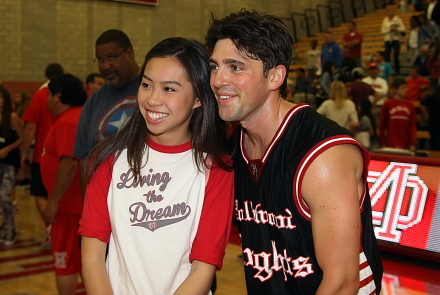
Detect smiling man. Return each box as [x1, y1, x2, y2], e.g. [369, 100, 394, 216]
[73, 29, 140, 197]
[206, 10, 383, 295]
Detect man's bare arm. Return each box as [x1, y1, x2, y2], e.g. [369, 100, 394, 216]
[21, 122, 37, 166]
[302, 144, 363, 295]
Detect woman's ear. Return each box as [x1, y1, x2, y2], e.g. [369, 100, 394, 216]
[193, 97, 202, 109]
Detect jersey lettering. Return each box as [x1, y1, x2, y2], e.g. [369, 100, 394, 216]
[243, 240, 314, 282]
[236, 201, 296, 230]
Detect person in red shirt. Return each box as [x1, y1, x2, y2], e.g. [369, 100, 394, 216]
[21, 63, 64, 249]
[342, 21, 363, 67]
[40, 74, 87, 295]
[406, 65, 430, 101]
[380, 78, 417, 150]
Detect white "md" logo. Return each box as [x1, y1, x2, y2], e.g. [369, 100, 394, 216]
[367, 162, 428, 243]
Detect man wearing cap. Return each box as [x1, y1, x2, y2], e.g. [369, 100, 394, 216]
[362, 62, 389, 126]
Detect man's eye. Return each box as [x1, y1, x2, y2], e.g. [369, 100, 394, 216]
[232, 65, 242, 71]
[210, 64, 218, 71]
[107, 56, 116, 62]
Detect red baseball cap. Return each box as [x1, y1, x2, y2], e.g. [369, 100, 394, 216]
[369, 62, 379, 69]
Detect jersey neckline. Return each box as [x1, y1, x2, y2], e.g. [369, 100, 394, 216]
[148, 137, 192, 154]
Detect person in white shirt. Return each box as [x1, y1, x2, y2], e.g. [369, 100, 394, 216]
[381, 7, 406, 74]
[317, 81, 359, 132]
[362, 62, 389, 127]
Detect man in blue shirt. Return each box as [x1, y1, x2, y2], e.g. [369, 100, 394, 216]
[321, 32, 342, 69]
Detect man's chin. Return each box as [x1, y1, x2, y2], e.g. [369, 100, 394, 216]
[105, 77, 121, 89]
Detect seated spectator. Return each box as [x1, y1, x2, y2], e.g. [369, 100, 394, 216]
[414, 45, 431, 77]
[292, 68, 315, 108]
[355, 98, 378, 151]
[362, 62, 389, 126]
[321, 32, 342, 69]
[419, 14, 439, 44]
[406, 65, 430, 100]
[380, 78, 417, 150]
[350, 70, 376, 107]
[375, 51, 394, 85]
[408, 15, 433, 63]
[306, 39, 321, 81]
[291, 42, 299, 65]
[317, 61, 339, 108]
[317, 81, 359, 132]
[420, 85, 440, 150]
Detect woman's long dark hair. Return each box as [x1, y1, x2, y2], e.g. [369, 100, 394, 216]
[86, 37, 231, 182]
[0, 86, 12, 139]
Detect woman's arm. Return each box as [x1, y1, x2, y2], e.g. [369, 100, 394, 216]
[82, 237, 113, 295]
[0, 113, 24, 159]
[173, 260, 216, 295]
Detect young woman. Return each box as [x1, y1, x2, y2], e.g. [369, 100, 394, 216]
[0, 86, 23, 246]
[79, 37, 234, 295]
[14, 91, 30, 118]
[317, 80, 359, 133]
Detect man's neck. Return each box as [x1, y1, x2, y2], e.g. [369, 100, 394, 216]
[241, 97, 293, 159]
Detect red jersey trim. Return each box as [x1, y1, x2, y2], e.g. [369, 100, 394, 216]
[240, 103, 310, 165]
[148, 137, 192, 153]
[293, 135, 370, 221]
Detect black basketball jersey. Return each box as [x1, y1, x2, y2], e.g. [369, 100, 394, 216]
[231, 104, 383, 295]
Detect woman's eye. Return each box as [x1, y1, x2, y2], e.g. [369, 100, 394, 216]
[164, 87, 175, 92]
[141, 82, 150, 89]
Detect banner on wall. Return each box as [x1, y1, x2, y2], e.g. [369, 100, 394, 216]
[367, 156, 440, 255]
[111, 0, 159, 5]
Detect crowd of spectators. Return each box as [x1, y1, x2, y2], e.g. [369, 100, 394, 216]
[289, 2, 440, 152]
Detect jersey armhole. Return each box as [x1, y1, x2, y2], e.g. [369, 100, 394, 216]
[293, 135, 370, 221]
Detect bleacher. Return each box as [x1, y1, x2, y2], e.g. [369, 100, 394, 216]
[288, 4, 433, 147]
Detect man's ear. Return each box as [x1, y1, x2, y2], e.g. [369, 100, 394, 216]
[54, 93, 62, 102]
[126, 47, 134, 59]
[268, 65, 287, 91]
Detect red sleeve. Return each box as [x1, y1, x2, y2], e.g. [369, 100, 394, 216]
[22, 88, 47, 124]
[342, 33, 348, 42]
[380, 101, 388, 146]
[189, 158, 234, 270]
[410, 103, 417, 147]
[78, 155, 114, 243]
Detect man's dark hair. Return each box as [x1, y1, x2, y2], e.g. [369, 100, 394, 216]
[311, 39, 318, 48]
[45, 63, 64, 80]
[351, 21, 356, 27]
[296, 67, 306, 74]
[392, 78, 407, 89]
[96, 29, 133, 50]
[206, 9, 293, 98]
[411, 65, 421, 74]
[48, 74, 87, 107]
[86, 73, 103, 84]
[377, 51, 385, 58]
